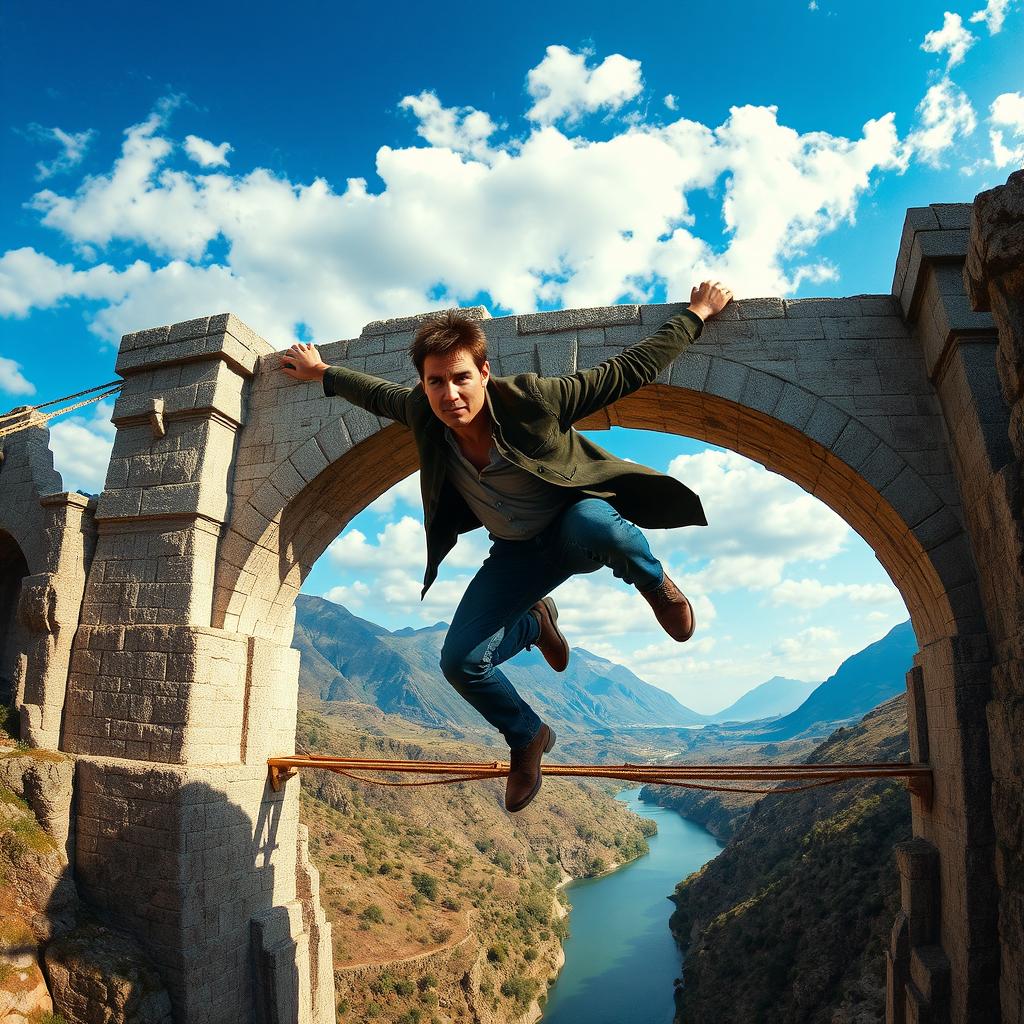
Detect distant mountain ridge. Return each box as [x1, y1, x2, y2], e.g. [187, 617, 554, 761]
[293, 594, 706, 734]
[293, 595, 915, 742]
[725, 619, 917, 741]
[707, 676, 819, 723]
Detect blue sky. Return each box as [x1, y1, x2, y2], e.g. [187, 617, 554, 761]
[1, 1, 1021, 711]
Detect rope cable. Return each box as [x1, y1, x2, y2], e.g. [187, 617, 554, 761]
[0, 381, 124, 441]
[272, 755, 929, 798]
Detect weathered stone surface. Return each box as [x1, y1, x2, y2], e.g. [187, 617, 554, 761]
[45, 922, 173, 1024]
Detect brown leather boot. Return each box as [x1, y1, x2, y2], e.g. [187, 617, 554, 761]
[529, 597, 570, 672]
[505, 723, 556, 813]
[640, 572, 696, 642]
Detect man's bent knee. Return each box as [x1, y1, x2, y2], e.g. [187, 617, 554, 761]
[439, 643, 485, 688]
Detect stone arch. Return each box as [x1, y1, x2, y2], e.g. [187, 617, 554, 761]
[214, 362, 977, 652]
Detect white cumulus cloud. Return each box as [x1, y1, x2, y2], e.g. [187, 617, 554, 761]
[28, 124, 95, 181]
[399, 91, 502, 162]
[647, 449, 850, 591]
[0, 47, 933, 349]
[770, 577, 902, 609]
[921, 12, 977, 69]
[906, 77, 977, 167]
[0, 357, 36, 396]
[969, 0, 1013, 34]
[184, 134, 233, 168]
[989, 91, 1024, 168]
[47, 399, 117, 495]
[525, 45, 643, 125]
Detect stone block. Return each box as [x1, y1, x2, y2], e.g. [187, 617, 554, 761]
[287, 438, 329, 486]
[704, 358, 749, 403]
[671, 351, 711, 392]
[576, 327, 606, 348]
[859, 295, 900, 316]
[95, 488, 144, 520]
[860, 443, 905, 492]
[139, 482, 203, 518]
[518, 304, 639, 334]
[361, 304, 489, 337]
[537, 336, 577, 375]
[342, 407, 380, 445]
[882, 466, 943, 528]
[381, 330, 415, 353]
[702, 320, 759, 348]
[927, 532, 978, 590]
[774, 383, 817, 431]
[931, 203, 971, 230]
[784, 297, 863, 318]
[832, 420, 880, 471]
[757, 318, 824, 342]
[640, 302, 690, 325]
[912, 507, 964, 551]
[739, 371, 784, 416]
[346, 336, 384, 358]
[498, 352, 536, 376]
[803, 401, 849, 448]
[737, 297, 784, 319]
[823, 317, 909, 340]
[169, 317, 211, 343]
[480, 315, 518, 339]
[363, 350, 408, 376]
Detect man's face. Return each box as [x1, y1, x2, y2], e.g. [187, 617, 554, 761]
[422, 348, 490, 430]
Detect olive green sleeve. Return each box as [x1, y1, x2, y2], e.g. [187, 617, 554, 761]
[322, 366, 414, 427]
[535, 310, 704, 428]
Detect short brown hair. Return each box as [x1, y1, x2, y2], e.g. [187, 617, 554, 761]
[410, 309, 488, 379]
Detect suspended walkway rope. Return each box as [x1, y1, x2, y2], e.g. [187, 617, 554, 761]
[267, 754, 933, 807]
[0, 380, 124, 441]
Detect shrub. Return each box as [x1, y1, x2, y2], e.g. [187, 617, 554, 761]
[501, 975, 540, 1007]
[486, 942, 508, 964]
[361, 904, 385, 924]
[411, 872, 438, 901]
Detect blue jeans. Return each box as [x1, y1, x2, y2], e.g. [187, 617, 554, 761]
[439, 498, 665, 750]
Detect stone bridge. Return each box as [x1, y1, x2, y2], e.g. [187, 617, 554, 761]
[2, 174, 1023, 1023]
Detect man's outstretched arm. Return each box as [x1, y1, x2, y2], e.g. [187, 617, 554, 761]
[538, 280, 733, 429]
[277, 341, 414, 427]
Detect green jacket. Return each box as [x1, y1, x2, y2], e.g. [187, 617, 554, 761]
[322, 309, 707, 596]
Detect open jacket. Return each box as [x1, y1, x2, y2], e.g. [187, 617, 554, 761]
[322, 309, 708, 596]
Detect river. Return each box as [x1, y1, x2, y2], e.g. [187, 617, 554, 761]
[541, 787, 723, 1024]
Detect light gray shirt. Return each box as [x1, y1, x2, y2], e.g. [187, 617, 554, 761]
[443, 428, 571, 540]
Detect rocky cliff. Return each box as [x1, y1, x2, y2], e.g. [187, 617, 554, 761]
[667, 695, 911, 1024]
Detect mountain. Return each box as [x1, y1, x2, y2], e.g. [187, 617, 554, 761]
[724, 619, 917, 741]
[293, 593, 706, 735]
[707, 675, 819, 723]
[668, 694, 912, 1023]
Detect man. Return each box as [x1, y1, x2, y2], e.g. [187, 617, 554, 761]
[279, 280, 733, 812]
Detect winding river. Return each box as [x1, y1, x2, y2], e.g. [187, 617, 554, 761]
[542, 788, 723, 1024]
